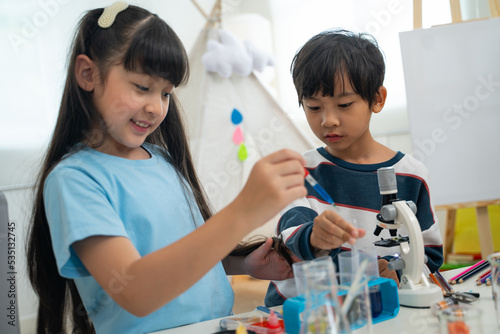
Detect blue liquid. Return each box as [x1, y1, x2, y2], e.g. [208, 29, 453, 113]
[369, 287, 383, 318]
[313, 185, 335, 205]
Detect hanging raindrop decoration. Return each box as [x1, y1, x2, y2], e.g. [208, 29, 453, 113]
[232, 126, 244, 145]
[231, 108, 247, 161]
[231, 108, 243, 125]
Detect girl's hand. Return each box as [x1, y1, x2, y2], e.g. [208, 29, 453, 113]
[378, 258, 399, 284]
[310, 210, 366, 250]
[243, 237, 294, 280]
[231, 149, 307, 230]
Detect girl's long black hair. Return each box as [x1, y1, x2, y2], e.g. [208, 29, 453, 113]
[229, 236, 294, 268]
[26, 5, 211, 333]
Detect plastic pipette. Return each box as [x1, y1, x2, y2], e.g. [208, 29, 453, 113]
[304, 168, 336, 207]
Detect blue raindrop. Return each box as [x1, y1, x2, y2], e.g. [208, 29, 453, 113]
[231, 108, 243, 125]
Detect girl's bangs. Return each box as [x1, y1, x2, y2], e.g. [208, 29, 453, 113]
[123, 16, 188, 86]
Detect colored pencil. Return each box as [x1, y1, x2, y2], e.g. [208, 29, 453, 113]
[435, 271, 454, 292]
[455, 261, 489, 284]
[480, 273, 492, 284]
[457, 262, 490, 284]
[476, 269, 491, 281]
[476, 269, 491, 285]
[458, 261, 490, 283]
[448, 260, 486, 283]
[429, 273, 446, 292]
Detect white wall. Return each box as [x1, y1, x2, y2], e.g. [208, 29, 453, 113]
[0, 1, 463, 332]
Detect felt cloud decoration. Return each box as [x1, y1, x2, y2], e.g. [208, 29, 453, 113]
[244, 39, 275, 72]
[202, 30, 275, 78]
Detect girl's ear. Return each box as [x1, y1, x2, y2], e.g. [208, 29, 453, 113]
[371, 86, 387, 114]
[75, 55, 97, 92]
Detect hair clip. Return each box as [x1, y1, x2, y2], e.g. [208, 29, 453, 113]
[98, 1, 129, 29]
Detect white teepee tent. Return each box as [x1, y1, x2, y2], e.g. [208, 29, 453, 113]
[177, 2, 314, 220]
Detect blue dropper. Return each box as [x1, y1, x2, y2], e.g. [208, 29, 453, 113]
[304, 168, 337, 207]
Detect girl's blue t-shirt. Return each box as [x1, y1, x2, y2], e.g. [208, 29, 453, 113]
[44, 143, 234, 333]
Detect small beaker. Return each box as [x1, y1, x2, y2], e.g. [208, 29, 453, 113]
[338, 245, 382, 320]
[293, 260, 309, 297]
[299, 256, 351, 334]
[437, 304, 483, 334]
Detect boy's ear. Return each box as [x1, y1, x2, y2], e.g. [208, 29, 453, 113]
[371, 86, 387, 114]
[74, 55, 97, 92]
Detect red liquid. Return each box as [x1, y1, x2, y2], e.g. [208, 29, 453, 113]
[251, 319, 285, 329]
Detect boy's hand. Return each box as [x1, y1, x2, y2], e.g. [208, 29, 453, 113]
[243, 238, 294, 280]
[310, 210, 366, 250]
[378, 258, 399, 284]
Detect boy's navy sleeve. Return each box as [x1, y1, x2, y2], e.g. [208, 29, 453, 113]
[425, 246, 443, 273]
[277, 206, 319, 261]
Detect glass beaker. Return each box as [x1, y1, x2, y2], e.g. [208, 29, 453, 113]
[299, 256, 351, 334]
[437, 304, 483, 334]
[338, 245, 381, 320]
[337, 273, 373, 334]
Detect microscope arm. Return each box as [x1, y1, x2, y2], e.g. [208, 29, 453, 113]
[393, 200, 425, 286]
[375, 167, 442, 307]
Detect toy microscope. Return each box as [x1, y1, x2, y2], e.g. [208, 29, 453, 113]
[373, 167, 443, 308]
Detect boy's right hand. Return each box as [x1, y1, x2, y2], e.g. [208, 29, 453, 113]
[378, 258, 399, 284]
[310, 210, 366, 250]
[232, 149, 307, 230]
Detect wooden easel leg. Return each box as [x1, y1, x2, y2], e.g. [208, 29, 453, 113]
[489, 0, 500, 17]
[449, 0, 463, 23]
[413, 0, 423, 29]
[444, 208, 456, 263]
[476, 206, 494, 259]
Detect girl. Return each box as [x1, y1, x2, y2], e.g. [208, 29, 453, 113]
[26, 3, 306, 333]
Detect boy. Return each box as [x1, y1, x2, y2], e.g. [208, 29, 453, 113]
[265, 29, 443, 307]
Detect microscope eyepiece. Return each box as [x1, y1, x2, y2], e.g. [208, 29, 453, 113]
[375, 167, 399, 234]
[377, 166, 397, 195]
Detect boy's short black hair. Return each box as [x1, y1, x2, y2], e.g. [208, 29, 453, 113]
[291, 29, 385, 106]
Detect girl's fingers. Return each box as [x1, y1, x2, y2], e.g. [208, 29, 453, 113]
[263, 156, 307, 202]
[250, 150, 305, 193]
[233, 149, 307, 229]
[274, 159, 306, 178]
[279, 173, 307, 190]
[282, 186, 308, 204]
[264, 149, 306, 166]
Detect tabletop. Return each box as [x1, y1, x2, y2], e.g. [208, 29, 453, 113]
[150, 267, 499, 334]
